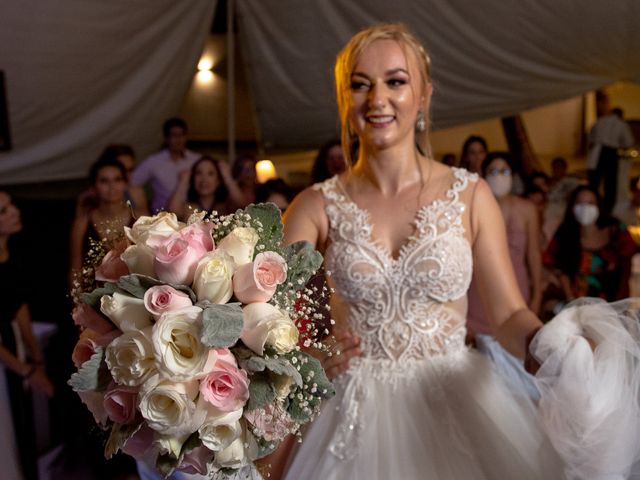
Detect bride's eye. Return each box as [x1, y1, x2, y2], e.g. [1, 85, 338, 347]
[350, 80, 369, 91]
[387, 78, 408, 87]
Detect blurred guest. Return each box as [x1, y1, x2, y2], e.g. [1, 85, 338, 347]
[459, 135, 487, 173]
[529, 171, 550, 194]
[613, 176, 640, 226]
[168, 156, 243, 220]
[69, 156, 132, 287]
[229, 154, 258, 208]
[130, 117, 200, 213]
[0, 191, 54, 480]
[310, 139, 347, 184]
[544, 185, 635, 302]
[468, 152, 543, 339]
[587, 96, 635, 215]
[440, 153, 457, 166]
[256, 178, 294, 212]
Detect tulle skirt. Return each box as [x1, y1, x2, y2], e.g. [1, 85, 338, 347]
[285, 298, 640, 480]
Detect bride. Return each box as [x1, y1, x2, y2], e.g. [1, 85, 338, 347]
[271, 23, 640, 480]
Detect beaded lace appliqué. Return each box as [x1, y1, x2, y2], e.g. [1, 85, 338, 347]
[315, 168, 478, 460]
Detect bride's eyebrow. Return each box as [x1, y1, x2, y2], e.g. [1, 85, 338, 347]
[351, 68, 409, 79]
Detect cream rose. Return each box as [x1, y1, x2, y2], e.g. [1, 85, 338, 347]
[125, 212, 182, 245]
[232, 251, 287, 304]
[121, 244, 156, 277]
[193, 251, 236, 304]
[217, 227, 259, 266]
[100, 292, 153, 332]
[197, 403, 243, 451]
[138, 377, 199, 437]
[241, 303, 299, 355]
[105, 326, 156, 386]
[214, 423, 259, 469]
[152, 306, 207, 380]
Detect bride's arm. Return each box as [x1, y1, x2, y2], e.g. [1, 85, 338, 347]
[469, 179, 542, 360]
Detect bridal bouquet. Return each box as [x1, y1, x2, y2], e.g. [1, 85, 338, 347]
[69, 204, 334, 478]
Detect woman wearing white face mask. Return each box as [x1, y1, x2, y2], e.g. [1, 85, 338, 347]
[544, 185, 636, 301]
[468, 153, 543, 333]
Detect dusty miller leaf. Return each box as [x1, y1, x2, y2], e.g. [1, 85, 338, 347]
[68, 347, 111, 392]
[81, 283, 118, 309]
[240, 355, 302, 388]
[104, 421, 143, 459]
[201, 303, 244, 348]
[247, 372, 276, 411]
[245, 203, 283, 254]
[117, 274, 197, 302]
[281, 241, 323, 289]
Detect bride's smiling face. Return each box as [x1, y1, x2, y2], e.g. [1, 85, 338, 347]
[348, 39, 426, 152]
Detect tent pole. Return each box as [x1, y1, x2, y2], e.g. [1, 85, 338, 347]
[227, 0, 236, 165]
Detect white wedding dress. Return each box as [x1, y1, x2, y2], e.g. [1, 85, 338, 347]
[284, 169, 640, 480]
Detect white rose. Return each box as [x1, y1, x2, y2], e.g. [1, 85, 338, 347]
[100, 292, 153, 332]
[154, 432, 191, 459]
[138, 377, 199, 437]
[152, 306, 207, 380]
[197, 403, 243, 452]
[193, 251, 236, 304]
[105, 326, 156, 386]
[125, 212, 183, 245]
[217, 227, 259, 266]
[214, 423, 259, 469]
[121, 244, 156, 277]
[242, 303, 299, 355]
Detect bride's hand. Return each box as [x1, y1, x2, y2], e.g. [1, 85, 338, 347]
[322, 329, 362, 380]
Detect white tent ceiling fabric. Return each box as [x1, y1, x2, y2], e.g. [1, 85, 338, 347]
[0, 0, 216, 185]
[236, 0, 640, 149]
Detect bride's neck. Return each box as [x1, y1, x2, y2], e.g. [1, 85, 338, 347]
[353, 143, 428, 195]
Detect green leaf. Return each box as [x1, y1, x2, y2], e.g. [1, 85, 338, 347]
[104, 421, 143, 459]
[81, 283, 118, 309]
[282, 241, 323, 289]
[239, 354, 302, 388]
[117, 274, 197, 302]
[247, 372, 276, 410]
[286, 351, 335, 423]
[68, 347, 111, 392]
[245, 203, 284, 254]
[201, 303, 244, 348]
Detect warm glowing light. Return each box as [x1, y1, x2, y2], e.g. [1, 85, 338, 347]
[198, 58, 213, 71]
[256, 160, 277, 183]
[197, 70, 214, 82]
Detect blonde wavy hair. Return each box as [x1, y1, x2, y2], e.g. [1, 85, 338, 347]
[334, 23, 433, 167]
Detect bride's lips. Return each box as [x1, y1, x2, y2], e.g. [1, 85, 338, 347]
[366, 115, 394, 128]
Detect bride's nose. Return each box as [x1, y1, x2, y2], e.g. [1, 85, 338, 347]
[368, 83, 386, 108]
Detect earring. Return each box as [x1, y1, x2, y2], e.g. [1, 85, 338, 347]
[416, 111, 426, 132]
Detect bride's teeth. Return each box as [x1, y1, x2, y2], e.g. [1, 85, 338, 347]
[369, 116, 393, 124]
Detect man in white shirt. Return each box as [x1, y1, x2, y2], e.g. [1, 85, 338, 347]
[130, 117, 200, 213]
[588, 102, 635, 214]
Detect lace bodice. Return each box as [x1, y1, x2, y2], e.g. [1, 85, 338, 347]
[316, 168, 478, 364]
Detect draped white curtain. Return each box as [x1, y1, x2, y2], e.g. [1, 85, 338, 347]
[0, 0, 216, 185]
[236, 0, 640, 148]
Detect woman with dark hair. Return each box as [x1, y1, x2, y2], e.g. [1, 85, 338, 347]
[0, 191, 54, 480]
[69, 156, 132, 286]
[310, 139, 346, 184]
[168, 155, 244, 219]
[544, 185, 636, 301]
[459, 135, 488, 172]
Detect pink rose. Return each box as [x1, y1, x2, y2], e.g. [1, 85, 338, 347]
[72, 303, 116, 335]
[103, 383, 139, 424]
[232, 251, 288, 304]
[72, 336, 99, 368]
[199, 355, 249, 412]
[148, 222, 214, 285]
[122, 424, 155, 457]
[71, 330, 119, 367]
[95, 240, 130, 282]
[143, 285, 193, 319]
[177, 445, 215, 475]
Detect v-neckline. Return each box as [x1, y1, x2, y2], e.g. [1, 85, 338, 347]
[333, 173, 458, 263]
